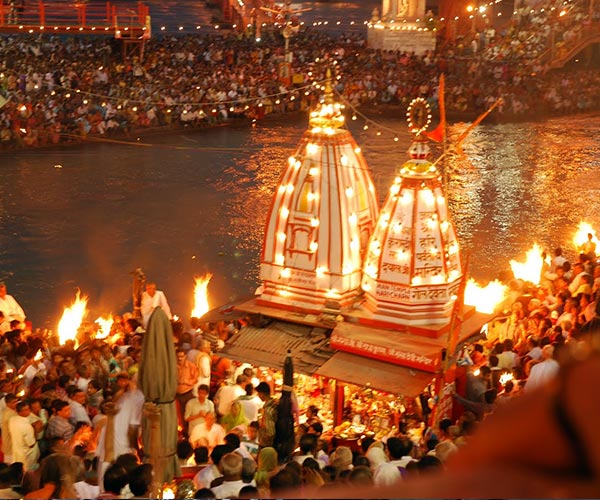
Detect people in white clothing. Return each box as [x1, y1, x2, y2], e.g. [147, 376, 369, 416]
[9, 401, 39, 470]
[189, 412, 226, 450]
[140, 282, 172, 327]
[185, 384, 215, 436]
[0, 283, 26, 328]
[526, 345, 560, 392]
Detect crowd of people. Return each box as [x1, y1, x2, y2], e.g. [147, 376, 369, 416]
[0, 0, 599, 150]
[0, 232, 598, 497]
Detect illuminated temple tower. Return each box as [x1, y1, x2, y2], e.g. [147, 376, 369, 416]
[368, 0, 436, 55]
[361, 99, 462, 330]
[258, 75, 379, 313]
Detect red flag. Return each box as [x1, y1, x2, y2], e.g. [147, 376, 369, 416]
[425, 74, 446, 143]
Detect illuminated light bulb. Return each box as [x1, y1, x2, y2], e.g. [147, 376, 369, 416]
[426, 218, 437, 230]
[393, 222, 403, 234]
[368, 184, 375, 193]
[396, 250, 408, 262]
[348, 213, 357, 225]
[390, 184, 400, 195]
[278, 185, 286, 194]
[440, 220, 449, 233]
[275, 254, 285, 265]
[376, 131, 382, 136]
[394, 136, 399, 142]
[437, 195, 446, 205]
[365, 263, 379, 279]
[306, 143, 319, 155]
[430, 247, 439, 256]
[354, 147, 361, 154]
[279, 289, 291, 297]
[352, 115, 357, 120]
[316, 266, 327, 277]
[286, 184, 294, 193]
[278, 232, 287, 242]
[412, 276, 422, 285]
[431, 274, 445, 284]
[309, 167, 319, 176]
[310, 218, 319, 227]
[448, 243, 458, 255]
[350, 238, 359, 251]
[306, 192, 315, 202]
[340, 155, 348, 167]
[280, 207, 289, 219]
[309, 241, 318, 252]
[449, 269, 460, 280]
[345, 187, 354, 197]
[421, 189, 435, 206]
[400, 191, 413, 205]
[280, 268, 291, 278]
[370, 240, 381, 256]
[362, 281, 372, 292]
[363, 125, 369, 130]
[294, 160, 301, 169]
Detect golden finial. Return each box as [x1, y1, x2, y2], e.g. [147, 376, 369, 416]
[309, 67, 345, 132]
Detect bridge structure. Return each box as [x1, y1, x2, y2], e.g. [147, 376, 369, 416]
[0, 1, 150, 59]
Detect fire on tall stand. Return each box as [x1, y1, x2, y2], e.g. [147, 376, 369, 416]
[57, 290, 88, 346]
[191, 274, 212, 319]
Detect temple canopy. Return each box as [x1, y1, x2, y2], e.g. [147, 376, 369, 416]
[259, 73, 379, 313]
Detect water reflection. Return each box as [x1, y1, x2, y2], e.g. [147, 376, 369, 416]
[1, 112, 599, 326]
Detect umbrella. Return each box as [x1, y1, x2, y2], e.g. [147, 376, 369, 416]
[138, 306, 180, 484]
[274, 349, 295, 463]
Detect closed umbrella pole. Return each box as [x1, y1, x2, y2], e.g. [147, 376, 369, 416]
[139, 307, 180, 484]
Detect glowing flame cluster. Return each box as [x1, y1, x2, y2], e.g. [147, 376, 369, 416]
[573, 222, 599, 253]
[509, 243, 544, 284]
[191, 274, 213, 318]
[464, 279, 508, 314]
[95, 316, 114, 339]
[499, 372, 514, 386]
[57, 291, 88, 346]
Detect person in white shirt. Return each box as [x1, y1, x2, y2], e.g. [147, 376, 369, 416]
[185, 384, 215, 436]
[210, 453, 247, 499]
[96, 377, 144, 488]
[526, 345, 560, 392]
[69, 389, 92, 427]
[9, 401, 39, 470]
[214, 376, 246, 418]
[0, 283, 25, 324]
[189, 412, 226, 450]
[140, 282, 172, 328]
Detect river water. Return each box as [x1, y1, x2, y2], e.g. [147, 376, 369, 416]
[1, 112, 600, 326]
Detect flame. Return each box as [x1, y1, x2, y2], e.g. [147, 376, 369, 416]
[95, 316, 114, 339]
[34, 350, 43, 362]
[464, 279, 508, 314]
[57, 291, 88, 346]
[162, 487, 175, 500]
[191, 274, 212, 318]
[509, 243, 544, 284]
[573, 222, 599, 252]
[499, 372, 514, 386]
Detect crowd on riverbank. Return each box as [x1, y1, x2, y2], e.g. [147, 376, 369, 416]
[0, 236, 599, 497]
[0, 0, 599, 151]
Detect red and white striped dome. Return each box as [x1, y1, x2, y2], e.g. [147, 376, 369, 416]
[361, 137, 463, 328]
[259, 81, 379, 313]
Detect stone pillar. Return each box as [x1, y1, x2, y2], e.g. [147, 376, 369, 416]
[144, 402, 162, 498]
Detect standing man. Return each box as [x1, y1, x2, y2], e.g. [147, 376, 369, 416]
[176, 348, 198, 435]
[1, 394, 18, 463]
[0, 282, 25, 325]
[140, 282, 172, 328]
[9, 401, 40, 470]
[255, 382, 277, 449]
